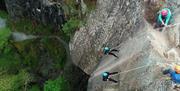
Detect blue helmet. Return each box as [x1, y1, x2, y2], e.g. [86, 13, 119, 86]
[104, 47, 110, 50]
[102, 72, 108, 77]
[103, 47, 110, 54]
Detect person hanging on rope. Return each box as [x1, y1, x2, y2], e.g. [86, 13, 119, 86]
[157, 8, 172, 27]
[102, 72, 118, 83]
[163, 65, 180, 88]
[103, 47, 119, 58]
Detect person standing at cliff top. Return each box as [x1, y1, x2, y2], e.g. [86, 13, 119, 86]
[103, 47, 119, 58]
[102, 72, 118, 83]
[157, 8, 172, 27]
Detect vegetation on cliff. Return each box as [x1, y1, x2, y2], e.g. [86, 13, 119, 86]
[0, 0, 96, 90]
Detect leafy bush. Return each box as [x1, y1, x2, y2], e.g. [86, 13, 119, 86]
[43, 39, 66, 68]
[0, 27, 21, 72]
[44, 76, 69, 91]
[29, 85, 40, 91]
[7, 18, 54, 35]
[0, 10, 8, 19]
[0, 70, 31, 91]
[62, 17, 81, 36]
[0, 27, 11, 50]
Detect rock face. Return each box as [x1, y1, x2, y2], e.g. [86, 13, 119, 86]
[0, 0, 7, 11]
[70, 0, 144, 74]
[5, 0, 65, 27]
[87, 20, 180, 91]
[70, 0, 180, 91]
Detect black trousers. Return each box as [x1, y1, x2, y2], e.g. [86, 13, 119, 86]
[108, 72, 118, 83]
[109, 72, 118, 75]
[108, 78, 118, 83]
[110, 49, 119, 52]
[108, 49, 119, 58]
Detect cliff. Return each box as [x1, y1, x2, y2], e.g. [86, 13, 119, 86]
[70, 0, 180, 91]
[70, 0, 144, 74]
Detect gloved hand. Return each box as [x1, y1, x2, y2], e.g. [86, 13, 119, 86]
[162, 22, 165, 25]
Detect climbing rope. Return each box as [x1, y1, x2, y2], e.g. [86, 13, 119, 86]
[111, 60, 178, 77]
[111, 61, 152, 77]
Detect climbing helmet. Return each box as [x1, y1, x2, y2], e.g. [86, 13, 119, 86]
[161, 9, 168, 16]
[175, 65, 180, 74]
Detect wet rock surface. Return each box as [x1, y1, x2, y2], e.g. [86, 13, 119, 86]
[70, 0, 180, 91]
[70, 0, 144, 74]
[3, 0, 180, 91]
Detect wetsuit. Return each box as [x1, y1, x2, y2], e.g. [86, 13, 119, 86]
[157, 8, 172, 26]
[102, 72, 118, 83]
[103, 47, 119, 58]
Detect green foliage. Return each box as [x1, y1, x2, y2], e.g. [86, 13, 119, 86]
[0, 27, 21, 72]
[0, 27, 11, 50]
[7, 18, 54, 35]
[13, 40, 40, 70]
[62, 17, 81, 36]
[63, 0, 78, 17]
[0, 8, 69, 91]
[44, 76, 69, 91]
[42, 38, 66, 68]
[0, 10, 8, 19]
[0, 70, 31, 91]
[29, 85, 41, 91]
[0, 52, 21, 72]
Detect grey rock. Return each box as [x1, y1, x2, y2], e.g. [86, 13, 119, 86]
[5, 0, 65, 27]
[70, 0, 180, 91]
[70, 0, 144, 74]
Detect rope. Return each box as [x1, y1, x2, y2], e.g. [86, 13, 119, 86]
[111, 61, 151, 77]
[111, 60, 178, 77]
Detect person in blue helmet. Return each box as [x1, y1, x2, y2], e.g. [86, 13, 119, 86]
[103, 47, 119, 58]
[157, 8, 172, 27]
[102, 72, 118, 83]
[163, 65, 180, 88]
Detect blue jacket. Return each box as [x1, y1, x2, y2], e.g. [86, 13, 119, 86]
[102, 72, 110, 81]
[169, 70, 180, 83]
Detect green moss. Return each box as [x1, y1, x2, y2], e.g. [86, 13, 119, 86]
[41, 38, 67, 68]
[0, 52, 21, 72]
[44, 76, 69, 91]
[62, 17, 81, 36]
[0, 27, 11, 49]
[29, 85, 41, 91]
[13, 38, 67, 70]
[13, 40, 39, 70]
[0, 10, 8, 19]
[0, 27, 22, 72]
[7, 18, 54, 35]
[0, 70, 31, 91]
